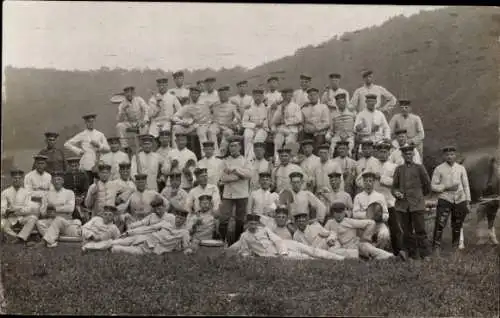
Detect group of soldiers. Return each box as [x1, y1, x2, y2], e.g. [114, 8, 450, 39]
[1, 69, 498, 260]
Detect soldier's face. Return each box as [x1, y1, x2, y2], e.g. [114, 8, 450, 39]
[254, 146, 265, 159]
[444, 151, 456, 163]
[300, 79, 310, 88]
[142, 141, 153, 152]
[110, 142, 120, 152]
[333, 210, 345, 223]
[85, 118, 95, 130]
[308, 91, 319, 103]
[282, 91, 293, 102]
[364, 74, 373, 85]
[403, 150, 414, 163]
[396, 133, 407, 145]
[170, 176, 181, 188]
[337, 98, 346, 109]
[337, 145, 348, 157]
[363, 177, 374, 191]
[153, 206, 165, 218]
[362, 146, 373, 158]
[35, 160, 47, 172]
[366, 99, 376, 111]
[124, 89, 134, 100]
[378, 149, 390, 161]
[303, 144, 314, 156]
[197, 173, 208, 186]
[329, 78, 340, 88]
[157, 83, 168, 94]
[279, 153, 290, 165]
[274, 213, 288, 227]
[204, 146, 214, 158]
[176, 136, 187, 149]
[102, 211, 114, 224]
[329, 176, 341, 190]
[401, 105, 410, 116]
[295, 215, 308, 231]
[159, 136, 170, 147]
[229, 142, 241, 157]
[205, 81, 215, 92]
[12, 175, 24, 187]
[253, 93, 264, 104]
[259, 176, 271, 189]
[290, 177, 302, 192]
[199, 199, 211, 211]
[247, 220, 260, 233]
[190, 90, 201, 103]
[174, 76, 184, 87]
[99, 170, 110, 182]
[135, 179, 147, 191]
[69, 161, 80, 171]
[237, 84, 247, 95]
[52, 176, 64, 190]
[175, 214, 187, 227]
[268, 80, 278, 90]
[319, 149, 329, 161]
[119, 169, 130, 180]
[218, 90, 229, 102]
[46, 137, 57, 148]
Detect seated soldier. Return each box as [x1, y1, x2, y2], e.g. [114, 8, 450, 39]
[185, 168, 221, 214]
[82, 207, 194, 256]
[127, 197, 176, 231]
[293, 212, 342, 254]
[317, 171, 354, 220]
[269, 205, 295, 240]
[84, 164, 119, 216]
[287, 171, 327, 225]
[331, 140, 357, 195]
[64, 156, 91, 223]
[160, 168, 189, 210]
[1, 169, 40, 245]
[324, 202, 395, 260]
[247, 172, 280, 228]
[82, 205, 121, 242]
[353, 171, 391, 250]
[188, 194, 216, 242]
[242, 88, 269, 161]
[36, 171, 81, 248]
[232, 214, 345, 260]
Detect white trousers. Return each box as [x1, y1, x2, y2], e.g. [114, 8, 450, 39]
[208, 124, 235, 156]
[116, 122, 149, 148]
[1, 215, 38, 241]
[244, 128, 268, 161]
[274, 128, 298, 158]
[38, 217, 82, 245]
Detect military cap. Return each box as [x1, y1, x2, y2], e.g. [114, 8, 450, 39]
[330, 201, 346, 212]
[44, 132, 59, 138]
[267, 76, 279, 82]
[174, 208, 189, 217]
[236, 80, 248, 86]
[173, 71, 184, 78]
[107, 136, 121, 143]
[277, 148, 292, 154]
[362, 171, 377, 179]
[399, 99, 411, 106]
[103, 205, 118, 212]
[139, 134, 154, 142]
[300, 74, 312, 80]
[123, 86, 135, 92]
[329, 73, 342, 79]
[227, 135, 243, 143]
[189, 86, 201, 93]
[361, 140, 374, 146]
[202, 141, 215, 148]
[118, 162, 131, 169]
[377, 142, 392, 150]
[362, 70, 373, 78]
[33, 154, 49, 161]
[246, 214, 261, 222]
[194, 168, 208, 175]
[280, 87, 294, 93]
[275, 205, 289, 215]
[134, 173, 148, 180]
[252, 88, 264, 94]
[168, 168, 183, 177]
[150, 197, 164, 208]
[399, 144, 415, 152]
[336, 140, 349, 147]
[301, 139, 314, 146]
[394, 128, 408, 135]
[98, 164, 112, 171]
[334, 93, 347, 100]
[67, 156, 81, 163]
[218, 85, 230, 92]
[317, 143, 330, 150]
[82, 113, 97, 120]
[442, 145, 457, 152]
[253, 142, 266, 149]
[156, 78, 168, 84]
[365, 94, 377, 100]
[175, 132, 188, 138]
[10, 168, 24, 176]
[258, 172, 272, 178]
[204, 77, 216, 83]
[293, 212, 308, 219]
[289, 171, 304, 179]
[196, 80, 203, 85]
[51, 171, 65, 178]
[306, 87, 319, 94]
[158, 130, 171, 137]
[328, 171, 342, 178]
[198, 194, 212, 202]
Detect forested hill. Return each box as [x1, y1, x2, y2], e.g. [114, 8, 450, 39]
[3, 6, 499, 159]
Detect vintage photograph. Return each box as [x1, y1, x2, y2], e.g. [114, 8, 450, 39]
[1, 2, 499, 316]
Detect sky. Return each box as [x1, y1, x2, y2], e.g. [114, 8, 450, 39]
[3, 2, 444, 72]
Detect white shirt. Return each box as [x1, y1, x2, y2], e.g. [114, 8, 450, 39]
[374, 160, 397, 208]
[389, 144, 422, 166]
[164, 148, 198, 189]
[24, 170, 52, 199]
[230, 94, 254, 117]
[247, 188, 279, 215]
[64, 129, 110, 171]
[131, 151, 162, 191]
[351, 84, 397, 113]
[100, 151, 130, 181]
[321, 87, 352, 111]
[354, 109, 391, 143]
[1, 186, 32, 219]
[117, 96, 149, 123]
[167, 86, 190, 101]
[264, 90, 283, 107]
[199, 90, 220, 106]
[431, 162, 471, 204]
[352, 190, 389, 222]
[148, 92, 182, 122]
[292, 88, 310, 107]
[185, 184, 221, 213]
[198, 156, 224, 186]
[44, 188, 75, 219]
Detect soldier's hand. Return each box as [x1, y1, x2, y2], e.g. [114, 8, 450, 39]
[446, 184, 459, 192]
[394, 191, 404, 199]
[184, 248, 194, 255]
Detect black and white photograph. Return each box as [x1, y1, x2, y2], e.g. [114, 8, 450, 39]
[1, 2, 499, 316]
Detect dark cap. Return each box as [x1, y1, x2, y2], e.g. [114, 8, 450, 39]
[362, 171, 377, 179]
[82, 113, 97, 120]
[306, 87, 319, 94]
[246, 214, 261, 222]
[317, 144, 330, 150]
[400, 144, 415, 152]
[168, 168, 183, 177]
[442, 145, 457, 153]
[134, 173, 148, 180]
[362, 70, 373, 78]
[33, 155, 49, 161]
[365, 94, 377, 100]
[258, 172, 272, 178]
[44, 132, 59, 138]
[275, 205, 288, 215]
[174, 208, 189, 217]
[293, 212, 308, 219]
[204, 77, 216, 83]
[336, 140, 349, 147]
[67, 156, 81, 163]
[361, 140, 374, 146]
[118, 162, 131, 169]
[98, 164, 112, 171]
[334, 93, 347, 100]
[107, 136, 121, 143]
[301, 139, 314, 146]
[103, 205, 118, 212]
[252, 88, 264, 94]
[330, 201, 346, 212]
[377, 142, 392, 150]
[253, 142, 266, 149]
[280, 87, 294, 93]
[189, 86, 201, 93]
[198, 194, 212, 202]
[218, 85, 230, 92]
[158, 130, 171, 137]
[399, 99, 411, 106]
[194, 168, 207, 176]
[10, 168, 25, 176]
[202, 141, 215, 148]
[394, 128, 408, 135]
[51, 171, 65, 178]
[328, 171, 342, 178]
[289, 171, 304, 179]
[277, 148, 292, 154]
[139, 134, 154, 142]
[123, 86, 135, 92]
[236, 80, 248, 86]
[156, 78, 168, 84]
[228, 135, 243, 143]
[267, 76, 279, 82]
[329, 73, 342, 79]
[173, 71, 184, 78]
[150, 197, 164, 208]
[300, 74, 312, 80]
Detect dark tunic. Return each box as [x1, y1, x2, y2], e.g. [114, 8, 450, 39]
[33, 148, 67, 174]
[392, 162, 431, 212]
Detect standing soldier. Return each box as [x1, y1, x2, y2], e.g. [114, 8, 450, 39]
[321, 73, 352, 112]
[242, 88, 269, 161]
[64, 114, 110, 182]
[155, 131, 173, 192]
[148, 78, 182, 138]
[350, 70, 397, 114]
[301, 88, 330, 150]
[354, 94, 391, 146]
[389, 100, 425, 158]
[209, 85, 241, 156]
[270, 87, 303, 161]
[326, 93, 356, 157]
[199, 77, 220, 106]
[100, 136, 130, 181]
[115, 86, 150, 153]
[33, 132, 66, 175]
[392, 144, 432, 261]
[431, 146, 471, 254]
[131, 134, 163, 191]
[230, 80, 254, 118]
[64, 156, 91, 222]
[218, 136, 253, 245]
[293, 74, 312, 107]
[167, 71, 190, 105]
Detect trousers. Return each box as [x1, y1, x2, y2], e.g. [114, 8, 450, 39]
[116, 122, 149, 148]
[432, 199, 468, 248]
[399, 210, 431, 258]
[208, 124, 235, 156]
[38, 217, 82, 245]
[218, 198, 248, 246]
[173, 124, 213, 157]
[1, 215, 38, 241]
[387, 207, 403, 255]
[273, 128, 298, 158]
[244, 128, 268, 161]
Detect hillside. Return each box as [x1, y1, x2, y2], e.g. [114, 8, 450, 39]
[2, 6, 499, 160]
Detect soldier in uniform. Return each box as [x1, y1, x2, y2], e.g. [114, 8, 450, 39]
[298, 139, 320, 191]
[301, 88, 330, 151]
[197, 142, 224, 186]
[33, 132, 67, 175]
[25, 155, 52, 219]
[209, 85, 241, 156]
[84, 164, 119, 216]
[321, 73, 352, 112]
[355, 140, 381, 191]
[160, 168, 189, 210]
[167, 71, 190, 105]
[230, 80, 254, 118]
[272, 148, 305, 193]
[287, 171, 328, 225]
[163, 133, 198, 191]
[354, 94, 391, 147]
[131, 134, 163, 191]
[331, 140, 357, 196]
[389, 99, 425, 158]
[185, 168, 221, 214]
[64, 156, 91, 223]
[115, 86, 150, 152]
[100, 136, 130, 181]
[199, 77, 220, 106]
[65, 113, 110, 182]
[351, 70, 397, 114]
[389, 128, 422, 166]
[292, 74, 312, 107]
[242, 88, 269, 161]
[148, 78, 182, 138]
[326, 93, 356, 157]
[249, 142, 272, 191]
[313, 144, 344, 195]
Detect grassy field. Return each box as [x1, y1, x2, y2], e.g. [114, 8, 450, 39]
[1, 211, 499, 316]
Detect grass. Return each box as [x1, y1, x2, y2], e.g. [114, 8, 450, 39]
[1, 213, 499, 316]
